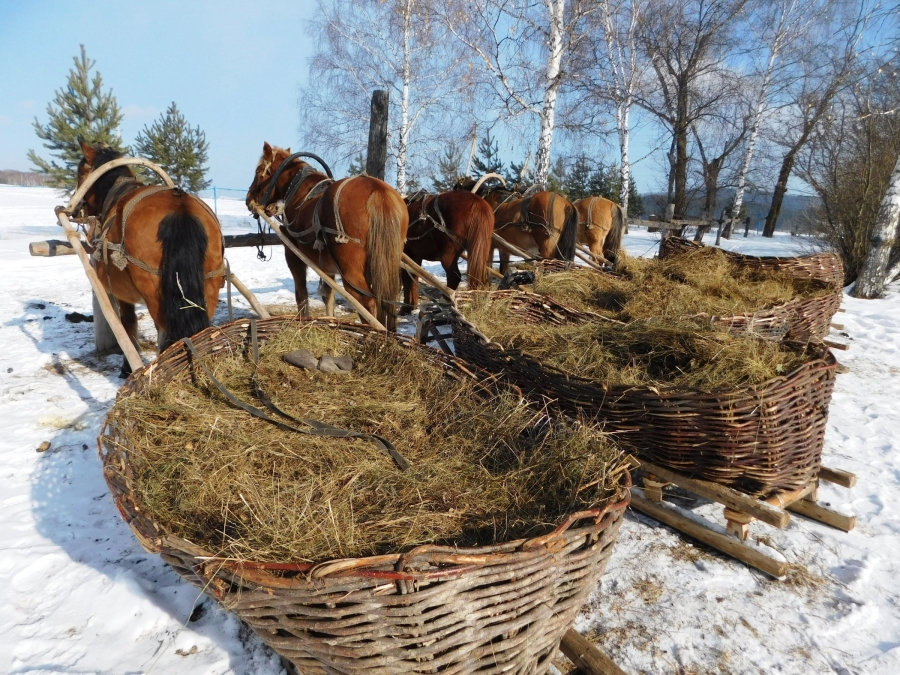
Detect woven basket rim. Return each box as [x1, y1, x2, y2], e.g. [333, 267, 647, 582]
[101, 315, 631, 585]
[452, 290, 837, 397]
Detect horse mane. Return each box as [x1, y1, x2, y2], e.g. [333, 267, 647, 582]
[87, 145, 139, 204]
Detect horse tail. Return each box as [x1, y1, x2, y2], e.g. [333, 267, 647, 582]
[365, 188, 404, 331]
[604, 202, 626, 263]
[158, 209, 211, 350]
[464, 197, 494, 289]
[558, 199, 578, 261]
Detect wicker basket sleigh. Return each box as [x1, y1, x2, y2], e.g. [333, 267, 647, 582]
[450, 291, 838, 498]
[506, 258, 842, 343]
[658, 236, 846, 288]
[100, 317, 631, 675]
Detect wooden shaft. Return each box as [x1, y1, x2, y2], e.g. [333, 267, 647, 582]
[574, 247, 605, 271]
[630, 492, 788, 578]
[69, 157, 174, 211]
[460, 250, 504, 280]
[629, 457, 790, 529]
[401, 254, 455, 302]
[55, 207, 144, 372]
[255, 208, 387, 331]
[226, 270, 270, 319]
[787, 499, 856, 532]
[818, 466, 857, 489]
[559, 629, 629, 675]
[492, 233, 532, 260]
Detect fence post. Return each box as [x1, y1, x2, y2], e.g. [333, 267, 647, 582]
[366, 90, 389, 180]
[213, 186, 218, 216]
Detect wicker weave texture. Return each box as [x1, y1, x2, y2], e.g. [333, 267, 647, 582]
[659, 236, 846, 288]
[532, 257, 842, 342]
[100, 317, 630, 674]
[452, 292, 837, 498]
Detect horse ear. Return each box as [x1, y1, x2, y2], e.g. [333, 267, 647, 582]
[262, 142, 272, 157]
[80, 139, 96, 163]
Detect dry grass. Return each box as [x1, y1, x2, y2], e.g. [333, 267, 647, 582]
[531, 248, 829, 321]
[462, 294, 812, 390]
[107, 324, 625, 564]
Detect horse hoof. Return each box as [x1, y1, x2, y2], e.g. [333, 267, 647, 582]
[399, 304, 414, 316]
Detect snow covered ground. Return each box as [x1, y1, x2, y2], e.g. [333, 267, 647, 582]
[0, 186, 897, 674]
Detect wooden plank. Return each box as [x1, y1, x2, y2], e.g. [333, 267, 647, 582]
[788, 499, 856, 532]
[365, 90, 389, 180]
[560, 629, 629, 675]
[818, 466, 857, 488]
[630, 493, 788, 578]
[629, 457, 790, 528]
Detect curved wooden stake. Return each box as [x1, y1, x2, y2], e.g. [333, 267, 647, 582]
[55, 207, 144, 372]
[254, 208, 386, 330]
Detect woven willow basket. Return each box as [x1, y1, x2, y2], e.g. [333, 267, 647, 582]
[525, 258, 842, 342]
[451, 291, 837, 498]
[100, 317, 630, 674]
[659, 236, 846, 288]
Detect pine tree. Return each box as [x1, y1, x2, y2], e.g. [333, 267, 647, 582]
[505, 155, 533, 188]
[430, 142, 464, 191]
[348, 153, 366, 175]
[562, 155, 593, 201]
[28, 45, 125, 190]
[134, 102, 210, 192]
[472, 131, 503, 177]
[546, 157, 567, 194]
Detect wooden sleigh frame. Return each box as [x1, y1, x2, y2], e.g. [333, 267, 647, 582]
[630, 456, 856, 577]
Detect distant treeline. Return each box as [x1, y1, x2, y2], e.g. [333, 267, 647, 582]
[0, 170, 52, 187]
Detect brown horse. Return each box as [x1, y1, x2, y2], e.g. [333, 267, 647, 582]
[402, 190, 494, 311]
[455, 177, 577, 274]
[246, 143, 407, 330]
[75, 141, 225, 376]
[574, 196, 625, 264]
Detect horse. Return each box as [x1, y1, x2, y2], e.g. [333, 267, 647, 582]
[75, 141, 225, 377]
[402, 189, 494, 311]
[246, 143, 407, 330]
[574, 196, 625, 264]
[455, 175, 577, 274]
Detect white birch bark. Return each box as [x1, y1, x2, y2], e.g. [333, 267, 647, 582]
[534, 0, 566, 187]
[853, 153, 900, 298]
[395, 0, 414, 196]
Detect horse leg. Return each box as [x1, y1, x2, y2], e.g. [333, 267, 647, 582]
[400, 265, 418, 315]
[441, 250, 463, 290]
[118, 301, 139, 378]
[499, 248, 511, 275]
[285, 249, 310, 316]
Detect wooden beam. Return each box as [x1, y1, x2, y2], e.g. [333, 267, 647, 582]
[630, 493, 788, 578]
[54, 207, 144, 372]
[492, 233, 533, 260]
[365, 90, 389, 180]
[823, 339, 850, 351]
[818, 466, 857, 489]
[226, 270, 270, 319]
[629, 457, 790, 528]
[787, 499, 856, 532]
[30, 233, 283, 257]
[560, 629, 629, 675]
[460, 250, 504, 280]
[401, 254, 455, 301]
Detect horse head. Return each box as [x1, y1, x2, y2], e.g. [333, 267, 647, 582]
[76, 140, 133, 216]
[247, 142, 291, 214]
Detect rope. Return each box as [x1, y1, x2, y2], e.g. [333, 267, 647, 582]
[181, 327, 409, 471]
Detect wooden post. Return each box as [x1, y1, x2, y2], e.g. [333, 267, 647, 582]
[560, 629, 629, 675]
[366, 90, 389, 181]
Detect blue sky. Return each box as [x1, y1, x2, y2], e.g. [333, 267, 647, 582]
[0, 0, 318, 190]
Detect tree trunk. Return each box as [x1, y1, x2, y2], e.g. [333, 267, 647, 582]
[853, 153, 900, 298]
[396, 0, 413, 196]
[533, 0, 565, 187]
[366, 90, 389, 180]
[763, 148, 796, 237]
[673, 83, 690, 218]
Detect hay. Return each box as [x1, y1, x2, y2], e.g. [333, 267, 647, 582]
[461, 294, 810, 389]
[531, 248, 830, 321]
[107, 324, 624, 564]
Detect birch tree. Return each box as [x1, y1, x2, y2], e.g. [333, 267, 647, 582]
[298, 0, 470, 195]
[855, 155, 900, 297]
[444, 0, 595, 187]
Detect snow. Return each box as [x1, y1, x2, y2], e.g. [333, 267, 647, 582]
[1, 185, 898, 674]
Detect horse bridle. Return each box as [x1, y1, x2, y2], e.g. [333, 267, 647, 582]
[257, 151, 334, 210]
